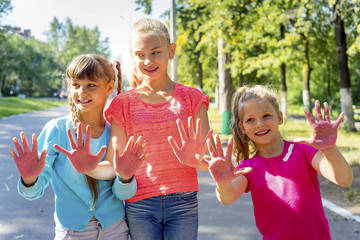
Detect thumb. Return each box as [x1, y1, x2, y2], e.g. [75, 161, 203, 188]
[168, 136, 180, 152]
[95, 146, 107, 160]
[294, 138, 311, 145]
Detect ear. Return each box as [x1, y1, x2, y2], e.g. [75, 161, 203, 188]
[278, 112, 283, 125]
[106, 81, 115, 96]
[169, 43, 176, 60]
[239, 122, 246, 135]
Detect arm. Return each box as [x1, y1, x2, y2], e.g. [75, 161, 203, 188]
[294, 100, 353, 187]
[105, 119, 147, 183]
[200, 136, 252, 205]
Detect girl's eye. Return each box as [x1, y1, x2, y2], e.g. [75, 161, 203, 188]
[246, 118, 253, 123]
[88, 84, 96, 87]
[264, 114, 271, 118]
[153, 51, 160, 55]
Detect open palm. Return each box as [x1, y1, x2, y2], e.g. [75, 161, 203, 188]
[168, 117, 213, 168]
[294, 101, 343, 151]
[9, 132, 47, 179]
[54, 123, 106, 174]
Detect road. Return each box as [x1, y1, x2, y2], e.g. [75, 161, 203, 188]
[0, 105, 359, 240]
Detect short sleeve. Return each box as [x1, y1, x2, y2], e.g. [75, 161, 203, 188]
[105, 92, 127, 130]
[182, 85, 209, 115]
[297, 143, 318, 166]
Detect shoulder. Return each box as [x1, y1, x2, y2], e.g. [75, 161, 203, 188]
[176, 83, 206, 96]
[43, 115, 71, 131]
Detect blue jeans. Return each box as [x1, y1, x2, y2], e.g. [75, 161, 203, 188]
[125, 191, 198, 240]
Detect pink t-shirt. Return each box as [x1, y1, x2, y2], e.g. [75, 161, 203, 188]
[105, 83, 209, 202]
[237, 141, 331, 240]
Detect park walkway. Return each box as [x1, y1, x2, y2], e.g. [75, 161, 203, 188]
[0, 105, 359, 239]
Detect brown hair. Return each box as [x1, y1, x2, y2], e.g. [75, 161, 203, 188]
[232, 85, 280, 164]
[129, 18, 171, 88]
[65, 54, 122, 209]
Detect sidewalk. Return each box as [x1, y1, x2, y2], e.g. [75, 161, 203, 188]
[0, 105, 359, 239]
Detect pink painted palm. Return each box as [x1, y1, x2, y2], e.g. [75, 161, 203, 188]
[9, 132, 47, 180]
[54, 123, 107, 174]
[294, 100, 344, 151]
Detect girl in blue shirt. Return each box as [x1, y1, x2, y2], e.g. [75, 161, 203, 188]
[9, 54, 147, 240]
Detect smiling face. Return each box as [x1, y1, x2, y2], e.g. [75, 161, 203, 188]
[240, 98, 283, 149]
[70, 77, 114, 114]
[131, 34, 175, 82]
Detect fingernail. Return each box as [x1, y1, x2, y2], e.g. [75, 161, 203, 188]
[324, 102, 328, 108]
[142, 143, 146, 148]
[315, 100, 320, 106]
[21, 132, 25, 139]
[116, 145, 119, 151]
[195, 154, 202, 160]
[13, 138, 17, 143]
[9, 149, 14, 157]
[244, 167, 252, 173]
[144, 153, 149, 158]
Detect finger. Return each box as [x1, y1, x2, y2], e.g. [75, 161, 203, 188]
[195, 153, 209, 168]
[95, 146, 107, 160]
[168, 136, 180, 153]
[204, 129, 213, 143]
[9, 148, 19, 160]
[303, 107, 315, 125]
[195, 118, 202, 141]
[132, 136, 144, 153]
[13, 137, 23, 155]
[314, 100, 323, 122]
[39, 149, 48, 166]
[334, 112, 344, 127]
[139, 152, 149, 163]
[21, 132, 30, 153]
[67, 128, 77, 149]
[123, 136, 134, 152]
[112, 136, 120, 161]
[177, 119, 188, 141]
[323, 102, 330, 122]
[77, 122, 83, 146]
[187, 116, 195, 140]
[225, 137, 233, 159]
[54, 144, 71, 157]
[206, 138, 217, 158]
[234, 167, 253, 177]
[31, 134, 38, 153]
[84, 125, 91, 147]
[215, 135, 224, 157]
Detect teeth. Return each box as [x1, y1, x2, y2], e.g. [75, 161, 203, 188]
[256, 130, 269, 135]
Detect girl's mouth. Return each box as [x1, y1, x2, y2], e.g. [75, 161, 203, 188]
[145, 66, 159, 74]
[255, 129, 270, 136]
[78, 99, 91, 104]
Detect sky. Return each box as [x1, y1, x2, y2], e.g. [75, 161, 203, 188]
[1, 0, 170, 76]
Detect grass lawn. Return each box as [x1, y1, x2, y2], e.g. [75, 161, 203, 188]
[0, 97, 66, 119]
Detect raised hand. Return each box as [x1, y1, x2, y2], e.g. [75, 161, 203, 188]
[113, 136, 147, 182]
[9, 132, 47, 184]
[54, 123, 107, 174]
[294, 100, 344, 151]
[197, 135, 252, 184]
[168, 116, 213, 168]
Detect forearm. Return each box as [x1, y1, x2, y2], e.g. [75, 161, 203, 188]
[86, 160, 116, 180]
[215, 181, 240, 205]
[320, 146, 353, 187]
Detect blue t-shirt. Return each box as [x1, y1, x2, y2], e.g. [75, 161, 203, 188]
[18, 115, 136, 231]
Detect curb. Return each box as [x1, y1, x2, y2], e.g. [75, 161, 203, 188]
[322, 198, 360, 223]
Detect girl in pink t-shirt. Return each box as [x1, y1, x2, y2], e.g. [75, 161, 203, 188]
[197, 85, 353, 240]
[104, 18, 212, 240]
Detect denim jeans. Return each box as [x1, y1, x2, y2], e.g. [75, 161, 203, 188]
[125, 191, 198, 240]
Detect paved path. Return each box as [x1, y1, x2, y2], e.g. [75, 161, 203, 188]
[0, 105, 359, 239]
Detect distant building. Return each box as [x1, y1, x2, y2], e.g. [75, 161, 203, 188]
[1, 25, 31, 38]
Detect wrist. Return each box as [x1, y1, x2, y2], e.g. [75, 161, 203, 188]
[21, 177, 38, 187]
[117, 174, 134, 184]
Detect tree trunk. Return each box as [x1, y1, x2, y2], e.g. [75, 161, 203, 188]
[280, 24, 288, 122]
[196, 50, 203, 90]
[333, 4, 356, 131]
[218, 37, 234, 134]
[302, 35, 312, 113]
[327, 57, 333, 116]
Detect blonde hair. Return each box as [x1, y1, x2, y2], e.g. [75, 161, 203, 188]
[129, 18, 171, 88]
[65, 54, 122, 209]
[232, 85, 280, 164]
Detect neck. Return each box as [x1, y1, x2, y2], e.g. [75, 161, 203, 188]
[78, 110, 106, 138]
[141, 75, 174, 92]
[256, 138, 284, 158]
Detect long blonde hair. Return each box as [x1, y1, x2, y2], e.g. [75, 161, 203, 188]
[129, 18, 172, 88]
[232, 85, 280, 164]
[65, 54, 122, 208]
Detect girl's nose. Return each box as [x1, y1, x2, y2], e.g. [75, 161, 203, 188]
[144, 56, 152, 65]
[78, 86, 87, 95]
